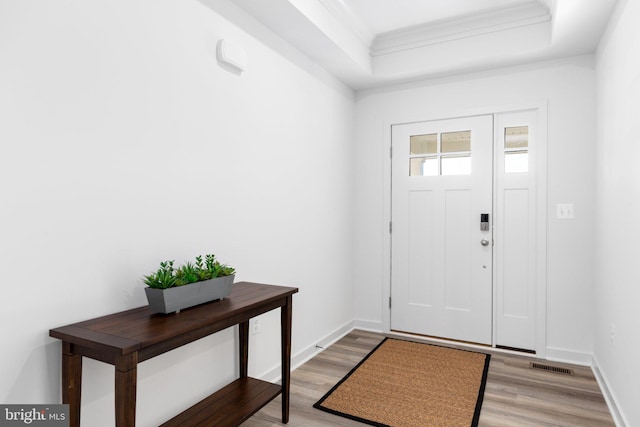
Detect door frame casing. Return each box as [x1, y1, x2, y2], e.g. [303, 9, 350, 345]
[381, 102, 548, 357]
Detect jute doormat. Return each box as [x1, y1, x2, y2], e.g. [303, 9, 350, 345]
[313, 338, 490, 427]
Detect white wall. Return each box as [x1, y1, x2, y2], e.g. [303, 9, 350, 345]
[0, 1, 355, 425]
[354, 55, 597, 361]
[595, 0, 640, 425]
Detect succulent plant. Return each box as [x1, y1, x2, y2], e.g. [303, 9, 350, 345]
[143, 254, 235, 289]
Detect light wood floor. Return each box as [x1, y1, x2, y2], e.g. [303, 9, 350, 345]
[241, 330, 615, 427]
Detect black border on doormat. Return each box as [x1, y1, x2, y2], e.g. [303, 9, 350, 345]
[313, 337, 491, 427]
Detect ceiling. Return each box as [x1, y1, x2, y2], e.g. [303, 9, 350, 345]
[343, 0, 541, 34]
[231, 0, 617, 90]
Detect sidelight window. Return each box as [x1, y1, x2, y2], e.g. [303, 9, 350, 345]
[504, 126, 528, 173]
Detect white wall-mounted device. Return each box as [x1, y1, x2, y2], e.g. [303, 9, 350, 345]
[216, 39, 247, 73]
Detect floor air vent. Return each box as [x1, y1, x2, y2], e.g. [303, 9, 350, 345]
[530, 362, 574, 375]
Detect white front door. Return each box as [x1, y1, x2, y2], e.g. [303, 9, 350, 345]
[391, 115, 493, 344]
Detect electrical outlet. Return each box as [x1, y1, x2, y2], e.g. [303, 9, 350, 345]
[251, 319, 261, 335]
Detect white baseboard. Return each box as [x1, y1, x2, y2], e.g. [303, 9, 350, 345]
[592, 355, 629, 427]
[259, 320, 355, 383]
[353, 319, 383, 333]
[545, 346, 593, 366]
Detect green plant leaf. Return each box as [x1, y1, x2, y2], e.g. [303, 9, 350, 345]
[143, 254, 234, 289]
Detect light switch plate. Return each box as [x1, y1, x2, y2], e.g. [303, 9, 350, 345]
[556, 203, 575, 219]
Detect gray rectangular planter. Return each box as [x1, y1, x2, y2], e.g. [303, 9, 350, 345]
[144, 275, 234, 314]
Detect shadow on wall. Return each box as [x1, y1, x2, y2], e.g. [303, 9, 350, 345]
[6, 339, 61, 403]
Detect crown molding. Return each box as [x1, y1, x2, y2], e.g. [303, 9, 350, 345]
[317, 0, 375, 47]
[371, 1, 551, 57]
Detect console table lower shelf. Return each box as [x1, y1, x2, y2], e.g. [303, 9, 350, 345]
[49, 282, 298, 427]
[161, 378, 281, 427]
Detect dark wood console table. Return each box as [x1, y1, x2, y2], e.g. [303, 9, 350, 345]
[49, 282, 298, 427]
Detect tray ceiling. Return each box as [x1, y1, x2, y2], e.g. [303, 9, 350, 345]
[226, 0, 617, 89]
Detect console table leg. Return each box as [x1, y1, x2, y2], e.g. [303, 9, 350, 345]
[62, 343, 82, 427]
[115, 353, 138, 427]
[239, 320, 249, 378]
[281, 296, 293, 424]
